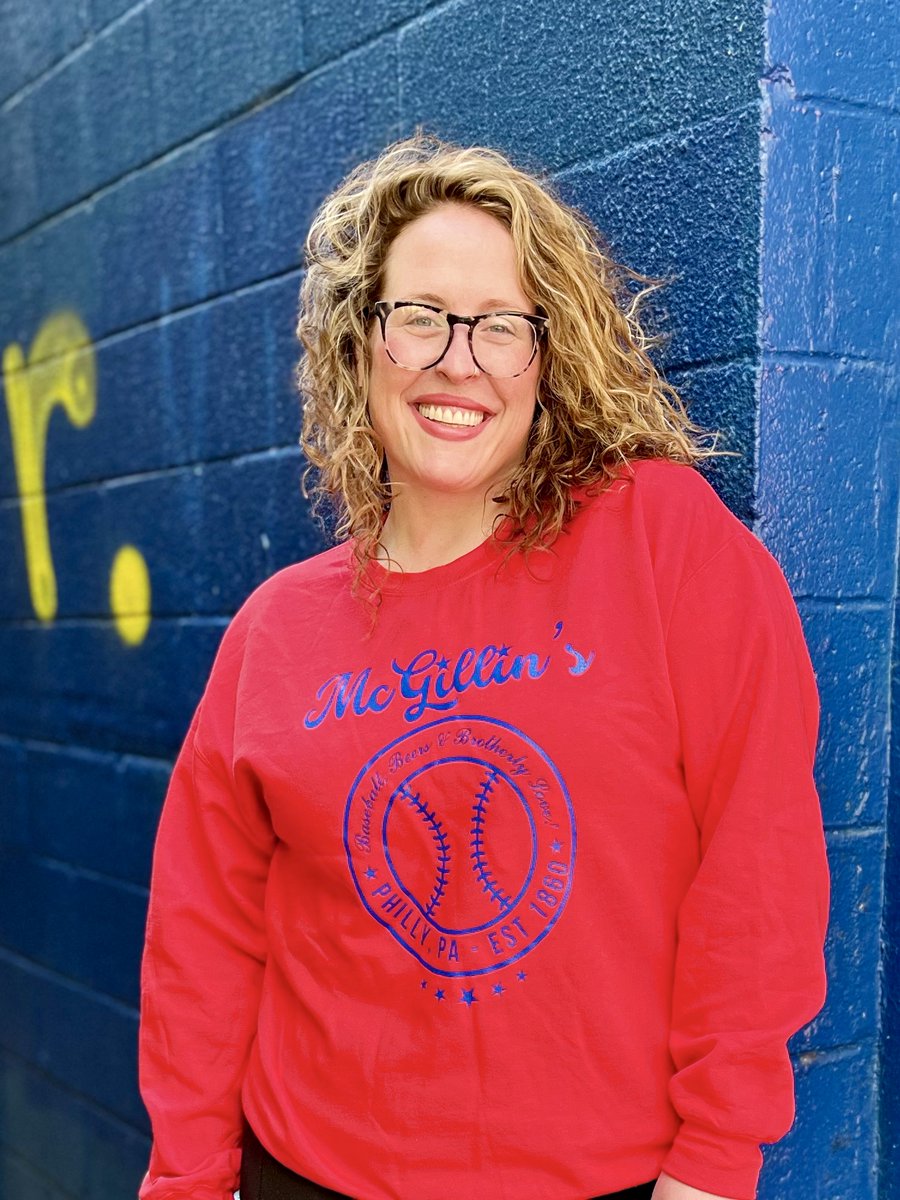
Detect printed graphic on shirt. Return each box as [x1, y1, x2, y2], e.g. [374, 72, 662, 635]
[305, 623, 595, 730]
[344, 714, 575, 978]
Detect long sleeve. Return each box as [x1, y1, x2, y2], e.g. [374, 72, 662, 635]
[658, 533, 830, 1200]
[138, 636, 277, 1198]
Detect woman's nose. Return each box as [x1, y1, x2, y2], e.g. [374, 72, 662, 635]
[436, 322, 480, 379]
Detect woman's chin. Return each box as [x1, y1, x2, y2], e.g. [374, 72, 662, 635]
[399, 474, 512, 505]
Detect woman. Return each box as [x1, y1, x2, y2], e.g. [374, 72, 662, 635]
[138, 134, 830, 1200]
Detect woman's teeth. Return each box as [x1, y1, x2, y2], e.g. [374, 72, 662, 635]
[417, 404, 485, 427]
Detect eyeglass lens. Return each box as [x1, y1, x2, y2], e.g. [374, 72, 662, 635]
[383, 306, 537, 378]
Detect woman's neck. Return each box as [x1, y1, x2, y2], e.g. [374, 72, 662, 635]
[377, 489, 507, 573]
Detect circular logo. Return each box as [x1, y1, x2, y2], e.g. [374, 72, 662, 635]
[344, 715, 575, 977]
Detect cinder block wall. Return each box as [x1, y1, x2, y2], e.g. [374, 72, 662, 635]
[0, 2, 894, 1198]
[754, 3, 899, 1199]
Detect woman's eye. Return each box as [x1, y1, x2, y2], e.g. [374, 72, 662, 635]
[483, 319, 516, 337]
[399, 309, 438, 328]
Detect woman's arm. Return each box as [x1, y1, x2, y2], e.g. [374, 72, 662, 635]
[656, 533, 830, 1199]
[139, 619, 277, 1199]
[653, 1170, 738, 1200]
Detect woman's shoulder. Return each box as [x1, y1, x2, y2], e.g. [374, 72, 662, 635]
[225, 540, 353, 638]
[592, 456, 749, 531]
[189, 541, 356, 731]
[577, 456, 771, 579]
[257, 539, 352, 594]
[606, 455, 737, 509]
[568, 459, 804, 639]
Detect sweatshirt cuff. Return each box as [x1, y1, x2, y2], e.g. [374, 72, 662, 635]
[660, 1121, 763, 1199]
[138, 1157, 241, 1200]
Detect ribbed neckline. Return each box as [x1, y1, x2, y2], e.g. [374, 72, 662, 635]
[362, 525, 515, 596]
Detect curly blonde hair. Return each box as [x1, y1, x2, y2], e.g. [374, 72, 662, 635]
[297, 133, 729, 570]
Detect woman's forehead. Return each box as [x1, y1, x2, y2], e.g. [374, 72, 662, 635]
[381, 204, 530, 307]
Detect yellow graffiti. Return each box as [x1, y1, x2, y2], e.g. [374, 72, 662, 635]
[110, 544, 151, 646]
[2, 311, 151, 645]
[3, 312, 95, 621]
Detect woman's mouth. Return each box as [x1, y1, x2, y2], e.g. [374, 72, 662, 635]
[416, 403, 486, 427]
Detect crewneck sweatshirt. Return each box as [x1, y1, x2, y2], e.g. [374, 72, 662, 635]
[138, 458, 830, 1200]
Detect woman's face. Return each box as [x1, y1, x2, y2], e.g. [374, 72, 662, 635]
[367, 203, 541, 508]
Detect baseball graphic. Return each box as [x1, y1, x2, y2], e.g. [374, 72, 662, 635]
[384, 757, 534, 933]
[344, 715, 575, 977]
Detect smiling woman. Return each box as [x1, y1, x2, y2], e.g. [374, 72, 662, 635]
[138, 134, 830, 1200]
[297, 134, 720, 583]
[365, 203, 543, 567]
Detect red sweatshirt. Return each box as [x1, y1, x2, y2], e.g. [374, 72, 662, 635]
[138, 458, 830, 1200]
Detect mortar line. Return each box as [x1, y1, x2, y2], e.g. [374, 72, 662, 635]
[32, 854, 150, 897]
[0, 1042, 151, 1142]
[0, 18, 411, 252]
[0, 441, 304, 507]
[786, 93, 900, 120]
[0, 943, 140, 1019]
[0, 1135, 82, 1200]
[552, 99, 762, 180]
[0, 612, 231, 629]
[0, 731, 173, 767]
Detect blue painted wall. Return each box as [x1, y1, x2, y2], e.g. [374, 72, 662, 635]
[756, 3, 898, 1198]
[0, 2, 894, 1198]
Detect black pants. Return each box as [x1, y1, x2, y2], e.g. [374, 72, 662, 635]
[240, 1119, 658, 1200]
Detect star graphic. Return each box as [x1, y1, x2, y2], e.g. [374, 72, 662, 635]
[437, 656, 450, 671]
[435, 989, 445, 1001]
[420, 980, 429, 989]
[551, 840, 562, 853]
[460, 988, 478, 1006]
[498, 644, 510, 657]
[492, 983, 505, 996]
[365, 866, 377, 879]
[517, 971, 527, 982]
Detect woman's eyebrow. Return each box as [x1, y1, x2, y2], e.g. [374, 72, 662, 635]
[409, 292, 445, 305]
[404, 292, 530, 312]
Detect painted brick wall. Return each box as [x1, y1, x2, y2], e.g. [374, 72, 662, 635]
[756, 2, 899, 1198]
[0, 1, 893, 1198]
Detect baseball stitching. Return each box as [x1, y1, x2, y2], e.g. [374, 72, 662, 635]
[397, 781, 452, 919]
[469, 766, 514, 912]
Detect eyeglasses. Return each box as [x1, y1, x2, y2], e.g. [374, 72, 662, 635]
[369, 301, 548, 379]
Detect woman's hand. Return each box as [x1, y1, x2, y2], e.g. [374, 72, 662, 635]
[651, 1170, 740, 1200]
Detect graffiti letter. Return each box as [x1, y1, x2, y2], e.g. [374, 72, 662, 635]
[3, 311, 151, 645]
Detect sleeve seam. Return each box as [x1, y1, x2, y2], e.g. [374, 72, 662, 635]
[663, 532, 747, 646]
[190, 712, 238, 788]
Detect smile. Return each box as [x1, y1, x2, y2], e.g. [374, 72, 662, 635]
[416, 403, 487, 428]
